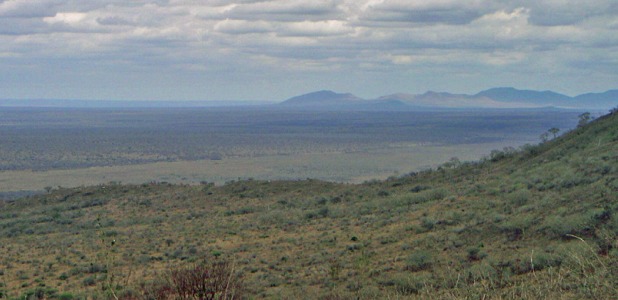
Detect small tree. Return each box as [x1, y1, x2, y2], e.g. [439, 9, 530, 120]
[548, 127, 560, 139]
[578, 112, 591, 127]
[142, 259, 243, 300]
[540, 132, 550, 143]
[443, 157, 461, 169]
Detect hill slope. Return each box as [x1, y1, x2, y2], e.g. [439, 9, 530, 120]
[0, 112, 617, 299]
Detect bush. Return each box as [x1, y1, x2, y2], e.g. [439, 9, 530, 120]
[467, 247, 488, 261]
[498, 215, 536, 241]
[466, 262, 499, 284]
[58, 292, 75, 300]
[507, 190, 531, 206]
[417, 218, 436, 232]
[82, 276, 97, 287]
[142, 259, 244, 299]
[385, 274, 431, 295]
[410, 185, 431, 193]
[543, 209, 607, 239]
[405, 251, 433, 272]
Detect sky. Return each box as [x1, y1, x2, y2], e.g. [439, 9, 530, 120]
[1, 0, 617, 101]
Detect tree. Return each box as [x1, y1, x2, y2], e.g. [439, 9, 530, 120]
[443, 157, 461, 169]
[540, 132, 550, 143]
[548, 127, 560, 139]
[578, 112, 591, 127]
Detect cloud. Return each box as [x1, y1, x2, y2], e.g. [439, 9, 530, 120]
[214, 19, 273, 35]
[0, 0, 617, 100]
[44, 11, 86, 24]
[279, 20, 353, 37]
[358, 0, 493, 25]
[523, 0, 618, 26]
[0, 0, 57, 18]
[223, 0, 342, 21]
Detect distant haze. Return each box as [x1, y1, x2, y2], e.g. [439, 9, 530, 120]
[3, 88, 615, 110]
[1, 1, 617, 101]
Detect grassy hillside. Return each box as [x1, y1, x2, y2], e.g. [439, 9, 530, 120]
[0, 111, 617, 299]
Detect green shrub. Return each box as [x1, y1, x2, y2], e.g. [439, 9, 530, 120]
[405, 251, 433, 272]
[82, 276, 97, 286]
[410, 185, 431, 193]
[507, 190, 531, 206]
[543, 209, 606, 239]
[466, 262, 499, 284]
[467, 247, 488, 261]
[420, 218, 436, 231]
[58, 292, 75, 300]
[498, 215, 536, 241]
[387, 274, 431, 295]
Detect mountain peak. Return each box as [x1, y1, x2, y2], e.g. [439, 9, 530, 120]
[475, 87, 572, 104]
[281, 90, 363, 106]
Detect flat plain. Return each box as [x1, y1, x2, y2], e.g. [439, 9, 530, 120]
[0, 107, 582, 196]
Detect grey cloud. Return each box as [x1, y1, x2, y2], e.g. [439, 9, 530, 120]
[1, 0, 617, 100]
[361, 8, 485, 25]
[214, 19, 273, 34]
[56, 0, 169, 12]
[223, 0, 343, 22]
[96, 16, 133, 26]
[0, 17, 49, 34]
[358, 1, 496, 25]
[511, 0, 618, 26]
[0, 0, 58, 18]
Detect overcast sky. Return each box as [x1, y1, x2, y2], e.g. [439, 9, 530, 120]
[1, 0, 617, 101]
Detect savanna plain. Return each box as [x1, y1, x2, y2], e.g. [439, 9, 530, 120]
[0, 107, 617, 299]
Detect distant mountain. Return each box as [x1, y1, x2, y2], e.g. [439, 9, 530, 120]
[379, 91, 528, 108]
[280, 90, 363, 106]
[2, 87, 615, 110]
[281, 88, 617, 110]
[474, 87, 573, 105]
[473, 87, 618, 109]
[279, 90, 407, 110]
[575, 90, 618, 108]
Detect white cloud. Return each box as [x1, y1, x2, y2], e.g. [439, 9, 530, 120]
[43, 12, 87, 24]
[0, 0, 617, 100]
[214, 19, 273, 34]
[279, 20, 353, 37]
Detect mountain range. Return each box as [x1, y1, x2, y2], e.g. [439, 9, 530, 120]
[281, 88, 618, 110]
[1, 87, 616, 110]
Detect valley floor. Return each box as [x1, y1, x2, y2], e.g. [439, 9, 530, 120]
[0, 141, 523, 194]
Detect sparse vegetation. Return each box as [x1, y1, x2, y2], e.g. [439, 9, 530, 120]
[0, 109, 615, 299]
